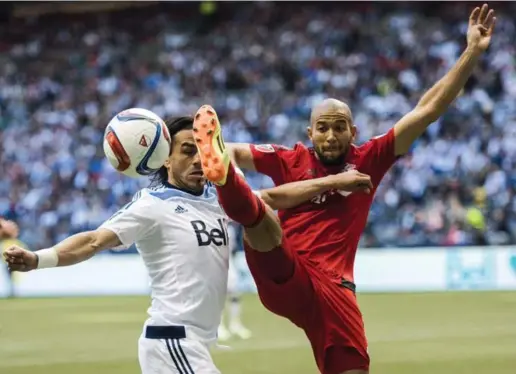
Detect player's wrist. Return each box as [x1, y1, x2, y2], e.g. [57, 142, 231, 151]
[319, 175, 340, 190]
[464, 44, 483, 58]
[35, 247, 59, 269]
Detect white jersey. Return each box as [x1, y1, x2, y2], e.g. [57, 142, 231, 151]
[100, 183, 229, 343]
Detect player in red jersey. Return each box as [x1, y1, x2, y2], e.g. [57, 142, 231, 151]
[192, 5, 495, 374]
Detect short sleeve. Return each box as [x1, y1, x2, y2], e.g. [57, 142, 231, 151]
[249, 144, 287, 184]
[359, 128, 398, 183]
[99, 195, 157, 250]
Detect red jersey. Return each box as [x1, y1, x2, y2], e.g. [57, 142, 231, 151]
[250, 129, 398, 283]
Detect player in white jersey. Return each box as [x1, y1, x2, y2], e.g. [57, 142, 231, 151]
[4, 116, 370, 374]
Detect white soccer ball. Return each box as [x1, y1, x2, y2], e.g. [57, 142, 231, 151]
[103, 108, 171, 178]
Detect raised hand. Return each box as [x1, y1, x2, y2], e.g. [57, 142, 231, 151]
[467, 4, 496, 53]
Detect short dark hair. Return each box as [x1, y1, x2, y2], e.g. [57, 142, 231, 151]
[149, 116, 194, 187]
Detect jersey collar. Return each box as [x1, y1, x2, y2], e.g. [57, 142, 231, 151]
[162, 181, 205, 197]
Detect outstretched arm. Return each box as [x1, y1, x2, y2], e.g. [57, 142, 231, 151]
[257, 170, 373, 211]
[3, 229, 121, 271]
[394, 4, 496, 156]
[227, 143, 256, 171]
[4, 195, 157, 272]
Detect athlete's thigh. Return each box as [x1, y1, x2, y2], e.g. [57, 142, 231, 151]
[138, 336, 220, 374]
[244, 241, 315, 326]
[313, 286, 369, 374]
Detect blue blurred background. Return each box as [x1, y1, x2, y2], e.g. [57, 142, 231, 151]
[1, 4, 516, 374]
[1, 1, 515, 252]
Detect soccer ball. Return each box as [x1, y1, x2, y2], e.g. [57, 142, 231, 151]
[103, 108, 171, 178]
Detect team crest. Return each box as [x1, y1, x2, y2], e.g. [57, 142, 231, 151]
[255, 144, 275, 153]
[342, 163, 356, 172]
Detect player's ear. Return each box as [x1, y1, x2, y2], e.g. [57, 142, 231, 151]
[307, 126, 313, 141]
[350, 124, 357, 143]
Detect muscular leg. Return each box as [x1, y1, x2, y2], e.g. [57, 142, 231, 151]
[193, 105, 295, 286]
[211, 157, 283, 253]
[192, 105, 283, 253]
[243, 203, 282, 252]
[211, 162, 293, 283]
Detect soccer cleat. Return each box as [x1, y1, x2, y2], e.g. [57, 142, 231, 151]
[193, 105, 230, 186]
[229, 322, 252, 340]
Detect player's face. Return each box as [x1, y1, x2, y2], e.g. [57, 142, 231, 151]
[308, 111, 356, 166]
[166, 129, 206, 193]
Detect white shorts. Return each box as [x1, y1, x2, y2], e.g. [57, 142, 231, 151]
[138, 334, 221, 374]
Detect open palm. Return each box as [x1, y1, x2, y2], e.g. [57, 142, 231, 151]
[467, 4, 496, 52]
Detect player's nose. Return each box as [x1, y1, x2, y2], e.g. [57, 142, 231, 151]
[326, 129, 337, 142]
[192, 152, 202, 167]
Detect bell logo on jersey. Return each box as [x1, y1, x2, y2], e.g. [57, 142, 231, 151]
[191, 219, 228, 247]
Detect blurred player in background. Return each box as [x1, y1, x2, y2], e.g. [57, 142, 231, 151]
[5, 116, 374, 373]
[193, 5, 496, 374]
[218, 220, 252, 342]
[0, 218, 27, 298]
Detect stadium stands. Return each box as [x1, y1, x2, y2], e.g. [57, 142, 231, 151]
[1, 2, 515, 250]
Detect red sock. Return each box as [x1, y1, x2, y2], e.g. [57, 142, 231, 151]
[216, 164, 265, 227]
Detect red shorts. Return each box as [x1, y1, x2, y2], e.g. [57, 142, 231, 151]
[244, 243, 369, 374]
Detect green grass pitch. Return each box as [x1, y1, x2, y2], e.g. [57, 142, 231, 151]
[1, 292, 516, 373]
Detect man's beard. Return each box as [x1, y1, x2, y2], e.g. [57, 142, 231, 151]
[315, 148, 346, 166]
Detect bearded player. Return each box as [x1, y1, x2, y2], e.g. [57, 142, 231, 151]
[191, 5, 495, 374]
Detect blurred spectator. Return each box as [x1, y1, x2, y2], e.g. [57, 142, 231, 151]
[1, 2, 516, 250]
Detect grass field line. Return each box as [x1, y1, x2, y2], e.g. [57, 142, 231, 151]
[2, 327, 515, 368]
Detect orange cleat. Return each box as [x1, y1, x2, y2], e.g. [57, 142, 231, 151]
[193, 105, 230, 186]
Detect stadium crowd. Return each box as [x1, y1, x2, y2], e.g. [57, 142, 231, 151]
[1, 2, 516, 251]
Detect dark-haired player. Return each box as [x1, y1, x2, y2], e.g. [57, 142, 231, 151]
[192, 5, 495, 374]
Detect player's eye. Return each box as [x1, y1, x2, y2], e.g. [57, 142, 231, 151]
[182, 147, 197, 155]
[333, 123, 347, 132]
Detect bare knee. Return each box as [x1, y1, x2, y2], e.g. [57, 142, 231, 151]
[243, 204, 282, 252]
